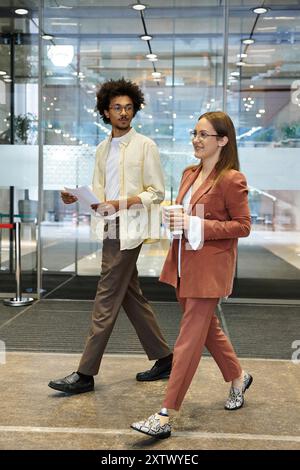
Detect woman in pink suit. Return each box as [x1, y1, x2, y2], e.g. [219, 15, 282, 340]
[131, 111, 253, 439]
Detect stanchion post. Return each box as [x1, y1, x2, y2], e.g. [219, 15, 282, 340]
[15, 220, 22, 302]
[4, 221, 34, 307]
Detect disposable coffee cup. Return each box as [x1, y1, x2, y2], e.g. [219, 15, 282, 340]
[162, 204, 184, 235]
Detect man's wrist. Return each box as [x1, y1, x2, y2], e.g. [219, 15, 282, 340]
[126, 196, 142, 208]
[105, 197, 142, 211]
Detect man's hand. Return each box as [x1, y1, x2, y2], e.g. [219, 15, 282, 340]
[91, 200, 119, 216]
[61, 191, 78, 204]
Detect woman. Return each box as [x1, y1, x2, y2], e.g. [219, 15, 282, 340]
[131, 111, 252, 439]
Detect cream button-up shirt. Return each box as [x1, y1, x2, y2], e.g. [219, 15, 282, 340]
[91, 128, 165, 250]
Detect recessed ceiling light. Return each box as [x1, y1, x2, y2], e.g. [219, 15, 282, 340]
[42, 34, 54, 40]
[252, 7, 269, 14]
[140, 34, 153, 41]
[0, 71, 7, 75]
[242, 38, 255, 45]
[15, 8, 28, 15]
[132, 3, 146, 10]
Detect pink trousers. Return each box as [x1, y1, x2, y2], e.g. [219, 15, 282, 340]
[163, 296, 242, 411]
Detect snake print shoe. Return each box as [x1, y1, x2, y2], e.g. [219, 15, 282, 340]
[131, 413, 171, 439]
[224, 373, 253, 411]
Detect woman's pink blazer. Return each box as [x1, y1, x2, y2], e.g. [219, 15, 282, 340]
[160, 166, 251, 298]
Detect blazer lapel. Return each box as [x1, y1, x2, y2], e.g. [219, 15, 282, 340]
[190, 167, 217, 209]
[176, 166, 201, 204]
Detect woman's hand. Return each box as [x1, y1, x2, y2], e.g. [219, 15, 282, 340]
[170, 212, 190, 231]
[163, 209, 190, 232]
[61, 191, 78, 204]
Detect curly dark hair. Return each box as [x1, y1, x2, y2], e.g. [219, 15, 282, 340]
[96, 78, 145, 124]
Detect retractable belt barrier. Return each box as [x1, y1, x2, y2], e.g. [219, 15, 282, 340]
[0, 221, 34, 307]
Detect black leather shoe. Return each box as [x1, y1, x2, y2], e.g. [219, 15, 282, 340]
[48, 372, 94, 394]
[136, 360, 172, 382]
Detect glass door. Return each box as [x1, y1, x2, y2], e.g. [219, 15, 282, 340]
[0, 6, 39, 297]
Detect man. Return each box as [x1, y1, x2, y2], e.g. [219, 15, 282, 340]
[48, 78, 173, 394]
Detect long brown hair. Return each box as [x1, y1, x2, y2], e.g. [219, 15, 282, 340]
[187, 111, 240, 183]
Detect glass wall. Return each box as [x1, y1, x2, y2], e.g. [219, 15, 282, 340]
[40, 0, 225, 280]
[227, 0, 300, 285]
[0, 2, 39, 295]
[0, 1, 299, 298]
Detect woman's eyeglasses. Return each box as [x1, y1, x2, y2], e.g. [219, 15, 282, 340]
[109, 104, 134, 113]
[190, 130, 220, 140]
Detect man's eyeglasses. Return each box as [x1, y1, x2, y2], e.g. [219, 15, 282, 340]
[109, 104, 134, 113]
[190, 130, 220, 140]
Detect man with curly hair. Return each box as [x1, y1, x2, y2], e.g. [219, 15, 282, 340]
[48, 78, 173, 394]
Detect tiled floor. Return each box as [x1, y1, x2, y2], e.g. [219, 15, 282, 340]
[0, 352, 299, 450]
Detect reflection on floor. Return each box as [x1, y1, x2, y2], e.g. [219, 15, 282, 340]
[50, 227, 300, 277]
[52, 228, 300, 278]
[1, 224, 300, 278]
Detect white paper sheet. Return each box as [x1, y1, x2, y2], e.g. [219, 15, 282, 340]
[64, 186, 100, 211]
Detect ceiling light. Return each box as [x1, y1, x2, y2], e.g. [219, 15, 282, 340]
[242, 38, 255, 45]
[237, 53, 247, 58]
[42, 34, 54, 40]
[152, 72, 161, 78]
[146, 53, 157, 60]
[236, 61, 246, 66]
[0, 71, 7, 75]
[252, 7, 269, 14]
[47, 45, 74, 67]
[140, 34, 152, 41]
[132, 3, 146, 10]
[15, 8, 28, 15]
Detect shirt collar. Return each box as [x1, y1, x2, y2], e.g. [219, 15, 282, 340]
[109, 127, 136, 147]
